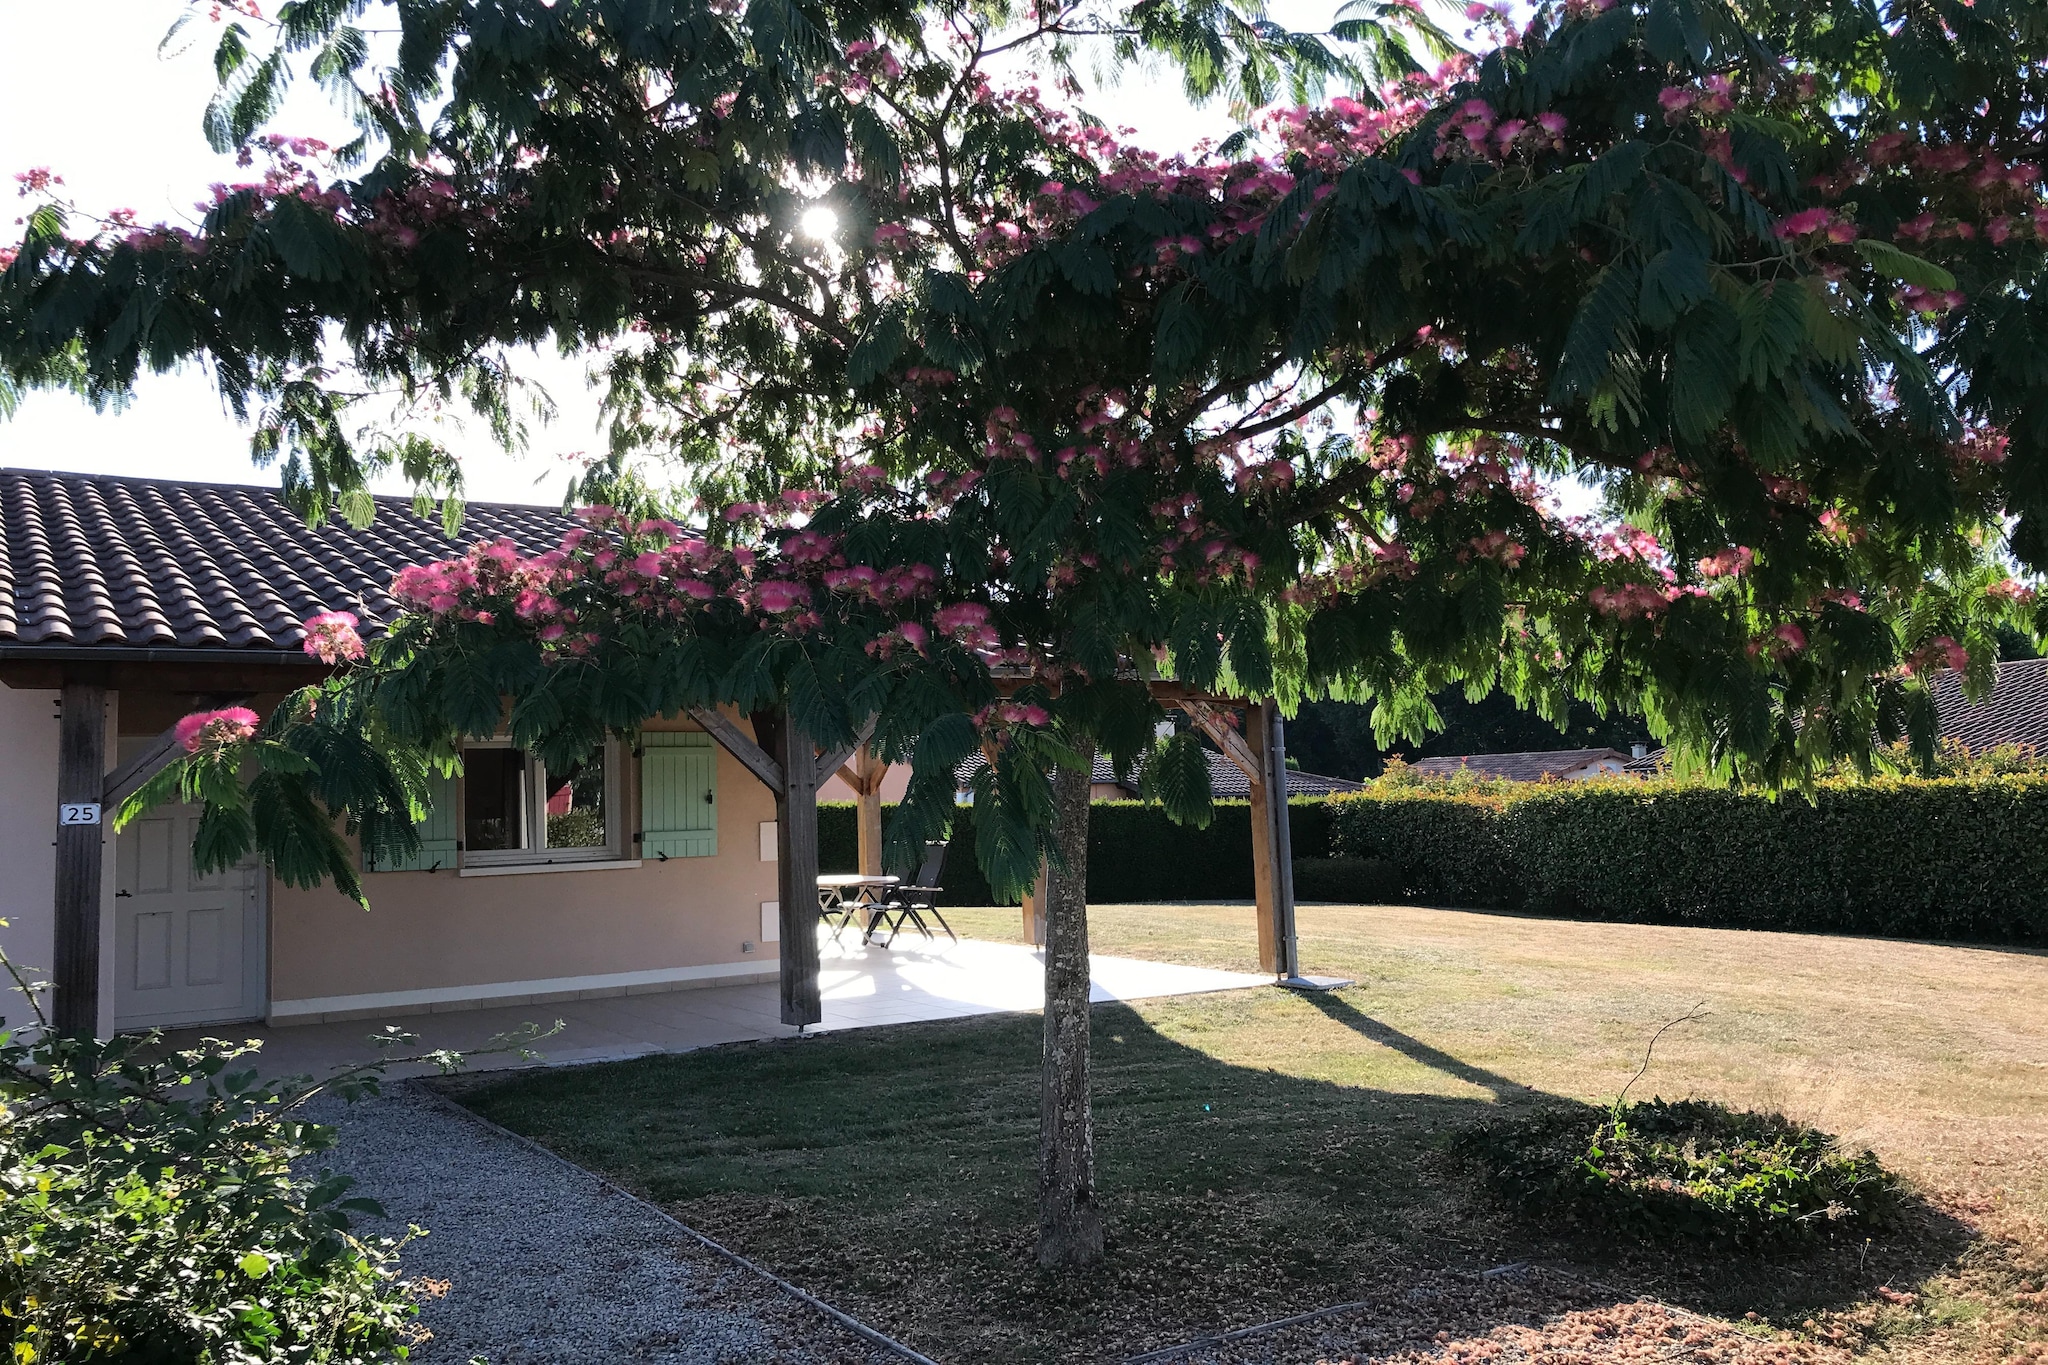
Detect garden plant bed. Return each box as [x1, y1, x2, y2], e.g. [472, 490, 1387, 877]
[443, 903, 2048, 1364]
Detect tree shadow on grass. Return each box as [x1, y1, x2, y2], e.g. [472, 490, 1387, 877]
[1294, 990, 1529, 1099]
[440, 993, 1979, 1365]
[1292, 988, 1974, 1331]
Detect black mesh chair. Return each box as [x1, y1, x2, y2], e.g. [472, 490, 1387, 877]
[866, 841, 957, 947]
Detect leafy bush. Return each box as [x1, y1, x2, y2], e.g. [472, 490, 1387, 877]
[1291, 855, 1403, 903]
[0, 945, 534, 1362]
[1328, 774, 2048, 943]
[820, 798, 1336, 903]
[1459, 1099, 1902, 1248]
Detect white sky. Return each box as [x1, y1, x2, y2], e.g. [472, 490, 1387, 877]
[2, 0, 1354, 506]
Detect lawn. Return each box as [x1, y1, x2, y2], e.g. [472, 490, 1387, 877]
[446, 903, 2048, 1364]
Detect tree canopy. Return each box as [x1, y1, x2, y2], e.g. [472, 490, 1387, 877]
[9, 0, 2048, 895]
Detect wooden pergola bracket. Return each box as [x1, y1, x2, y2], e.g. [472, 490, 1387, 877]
[687, 705, 887, 1029]
[688, 707, 784, 790]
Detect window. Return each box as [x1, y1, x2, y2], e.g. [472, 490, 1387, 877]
[461, 741, 622, 866]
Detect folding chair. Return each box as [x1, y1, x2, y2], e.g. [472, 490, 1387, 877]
[819, 887, 863, 945]
[867, 841, 957, 947]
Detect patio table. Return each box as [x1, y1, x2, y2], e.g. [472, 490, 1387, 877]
[816, 874, 899, 944]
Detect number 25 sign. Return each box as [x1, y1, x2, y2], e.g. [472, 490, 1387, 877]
[59, 803, 102, 826]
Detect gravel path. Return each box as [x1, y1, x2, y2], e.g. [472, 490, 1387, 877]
[316, 1087, 906, 1365]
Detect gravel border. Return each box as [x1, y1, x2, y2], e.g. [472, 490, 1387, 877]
[315, 1085, 930, 1364]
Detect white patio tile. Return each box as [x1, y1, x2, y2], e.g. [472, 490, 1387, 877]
[167, 933, 1270, 1080]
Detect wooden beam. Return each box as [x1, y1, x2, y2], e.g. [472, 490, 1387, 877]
[100, 694, 253, 811]
[850, 744, 886, 879]
[774, 716, 824, 1028]
[1244, 707, 1281, 976]
[54, 680, 107, 1036]
[688, 707, 783, 791]
[1179, 700, 1262, 785]
[101, 726, 181, 811]
[1261, 700, 1302, 980]
[1019, 859, 1049, 946]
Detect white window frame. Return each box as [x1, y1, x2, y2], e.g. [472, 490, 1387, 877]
[460, 738, 625, 869]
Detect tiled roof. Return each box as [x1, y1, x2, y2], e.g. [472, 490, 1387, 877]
[1611, 660, 2048, 766]
[954, 748, 1363, 797]
[1929, 656, 2048, 752]
[0, 468, 574, 655]
[1406, 748, 1631, 782]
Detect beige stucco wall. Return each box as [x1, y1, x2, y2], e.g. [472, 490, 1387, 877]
[0, 685, 60, 1016]
[267, 715, 781, 1021]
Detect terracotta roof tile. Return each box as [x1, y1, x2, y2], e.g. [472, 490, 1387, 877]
[1, 468, 575, 655]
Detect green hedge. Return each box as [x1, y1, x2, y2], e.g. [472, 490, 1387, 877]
[818, 799, 1333, 904]
[1290, 855, 1403, 904]
[1327, 776, 2048, 944]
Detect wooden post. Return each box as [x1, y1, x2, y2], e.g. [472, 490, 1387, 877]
[774, 715, 824, 1028]
[1019, 860, 1049, 946]
[53, 679, 107, 1036]
[1261, 700, 1301, 980]
[1244, 707, 1281, 975]
[852, 745, 885, 879]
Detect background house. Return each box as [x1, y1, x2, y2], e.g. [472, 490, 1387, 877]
[1925, 655, 2048, 752]
[1405, 748, 1634, 782]
[1607, 658, 2048, 778]
[946, 748, 1362, 803]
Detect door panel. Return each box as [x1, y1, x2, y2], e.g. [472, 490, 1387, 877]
[114, 804, 264, 1029]
[186, 909, 227, 986]
[133, 911, 172, 991]
[132, 819, 174, 894]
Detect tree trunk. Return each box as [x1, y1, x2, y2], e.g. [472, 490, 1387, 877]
[1036, 741, 1105, 1269]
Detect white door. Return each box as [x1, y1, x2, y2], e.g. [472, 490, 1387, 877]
[113, 806, 266, 1030]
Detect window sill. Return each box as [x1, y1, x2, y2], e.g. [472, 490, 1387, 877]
[458, 858, 643, 878]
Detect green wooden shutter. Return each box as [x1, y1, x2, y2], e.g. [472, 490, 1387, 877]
[371, 771, 459, 872]
[641, 732, 718, 858]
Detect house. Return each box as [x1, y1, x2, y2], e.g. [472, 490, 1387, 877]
[0, 469, 786, 1037]
[948, 749, 1361, 802]
[3, 469, 1335, 1035]
[1405, 747, 1634, 782]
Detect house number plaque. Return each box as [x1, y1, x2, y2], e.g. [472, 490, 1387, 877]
[58, 802, 102, 826]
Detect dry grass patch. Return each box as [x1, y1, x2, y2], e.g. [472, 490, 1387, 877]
[448, 903, 2048, 1364]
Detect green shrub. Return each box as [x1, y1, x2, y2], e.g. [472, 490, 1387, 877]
[1327, 774, 2048, 943]
[1459, 1099, 1902, 1248]
[1291, 856, 1403, 903]
[0, 947, 530, 1362]
[819, 798, 1336, 903]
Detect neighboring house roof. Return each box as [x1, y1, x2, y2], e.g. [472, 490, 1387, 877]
[1622, 747, 1667, 775]
[0, 468, 573, 658]
[1407, 748, 1631, 783]
[1616, 658, 2048, 768]
[1927, 656, 2048, 752]
[954, 748, 1363, 797]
